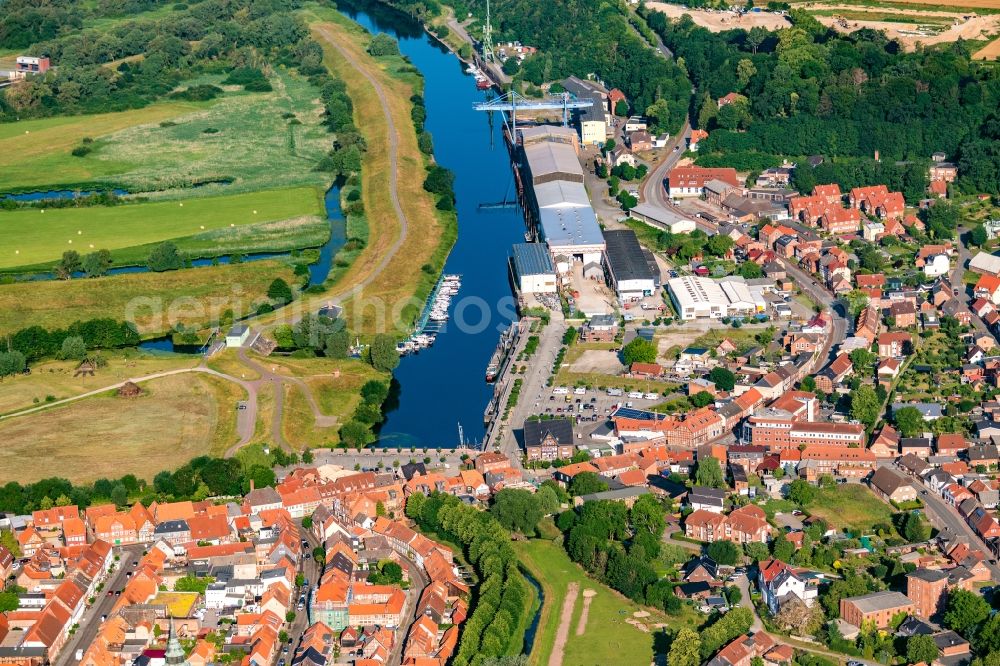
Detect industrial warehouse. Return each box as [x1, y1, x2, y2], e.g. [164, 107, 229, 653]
[666, 275, 769, 320]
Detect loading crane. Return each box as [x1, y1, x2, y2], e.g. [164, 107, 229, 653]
[472, 90, 595, 135]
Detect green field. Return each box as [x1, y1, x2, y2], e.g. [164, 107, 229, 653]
[805, 485, 896, 533]
[0, 70, 334, 195]
[0, 187, 323, 270]
[0, 259, 298, 335]
[515, 537, 699, 666]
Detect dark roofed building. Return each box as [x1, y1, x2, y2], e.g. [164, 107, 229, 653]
[523, 418, 575, 462]
[603, 229, 657, 301]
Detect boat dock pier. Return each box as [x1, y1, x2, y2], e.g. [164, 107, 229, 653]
[397, 274, 462, 355]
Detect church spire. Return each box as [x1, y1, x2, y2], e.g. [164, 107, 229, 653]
[164, 618, 189, 665]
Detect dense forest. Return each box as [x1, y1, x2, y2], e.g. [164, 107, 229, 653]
[643, 8, 1000, 195]
[383, 0, 692, 133]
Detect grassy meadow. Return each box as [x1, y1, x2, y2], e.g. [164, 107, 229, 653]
[0, 70, 333, 195]
[0, 187, 322, 270]
[805, 485, 896, 533]
[0, 260, 297, 335]
[0, 372, 244, 484]
[515, 536, 699, 666]
[0, 353, 200, 416]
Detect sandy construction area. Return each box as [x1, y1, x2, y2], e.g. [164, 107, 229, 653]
[974, 35, 1000, 58]
[645, 2, 791, 31]
[815, 10, 1000, 48]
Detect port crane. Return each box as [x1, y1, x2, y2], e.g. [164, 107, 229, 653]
[473, 90, 595, 134]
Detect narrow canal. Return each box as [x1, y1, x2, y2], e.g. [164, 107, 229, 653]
[336, 0, 526, 449]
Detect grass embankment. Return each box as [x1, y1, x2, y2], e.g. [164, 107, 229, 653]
[0, 260, 298, 336]
[276, 9, 455, 335]
[0, 187, 322, 271]
[516, 536, 698, 666]
[807, 7, 953, 24]
[0, 353, 200, 416]
[278, 356, 386, 448]
[804, 485, 896, 533]
[0, 70, 334, 195]
[0, 372, 244, 484]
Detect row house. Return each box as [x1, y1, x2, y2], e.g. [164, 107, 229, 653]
[798, 447, 876, 480]
[684, 504, 771, 544]
[849, 185, 906, 220]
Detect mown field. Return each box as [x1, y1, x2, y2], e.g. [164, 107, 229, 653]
[515, 536, 699, 666]
[0, 353, 200, 416]
[0, 187, 322, 270]
[0, 70, 334, 195]
[0, 260, 297, 335]
[0, 372, 243, 483]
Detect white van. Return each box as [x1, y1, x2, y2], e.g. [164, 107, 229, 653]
[574, 387, 587, 395]
[644, 392, 659, 400]
[552, 386, 569, 395]
[607, 388, 624, 396]
[627, 391, 644, 399]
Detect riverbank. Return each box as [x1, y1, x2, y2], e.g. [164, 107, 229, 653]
[275, 6, 457, 336]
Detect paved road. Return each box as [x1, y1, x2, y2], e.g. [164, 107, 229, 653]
[54, 545, 144, 666]
[388, 553, 430, 666]
[286, 524, 323, 656]
[950, 230, 996, 340]
[777, 258, 848, 367]
[733, 572, 763, 632]
[909, 476, 1000, 580]
[493, 312, 567, 464]
[639, 118, 691, 210]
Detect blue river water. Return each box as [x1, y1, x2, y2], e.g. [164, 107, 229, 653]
[337, 1, 527, 449]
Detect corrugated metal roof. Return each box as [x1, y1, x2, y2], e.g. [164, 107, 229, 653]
[539, 206, 604, 248]
[511, 243, 554, 277]
[534, 180, 591, 209]
[523, 141, 583, 180]
[603, 229, 654, 283]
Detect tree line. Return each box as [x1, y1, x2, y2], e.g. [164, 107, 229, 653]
[5, 318, 139, 363]
[645, 9, 1000, 196]
[0, 449, 321, 516]
[405, 491, 532, 665]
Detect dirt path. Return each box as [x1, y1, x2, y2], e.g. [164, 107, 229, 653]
[549, 582, 579, 666]
[575, 589, 595, 636]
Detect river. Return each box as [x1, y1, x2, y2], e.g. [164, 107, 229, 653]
[336, 0, 526, 449]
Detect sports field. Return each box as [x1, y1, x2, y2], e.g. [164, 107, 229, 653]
[0, 372, 243, 483]
[0, 187, 322, 270]
[0, 260, 298, 335]
[515, 536, 701, 666]
[0, 71, 333, 194]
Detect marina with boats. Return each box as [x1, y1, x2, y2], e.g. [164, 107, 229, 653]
[396, 273, 462, 356]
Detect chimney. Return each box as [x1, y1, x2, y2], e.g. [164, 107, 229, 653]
[250, 480, 256, 492]
[874, 149, 880, 163]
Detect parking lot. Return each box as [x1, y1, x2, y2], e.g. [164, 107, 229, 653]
[528, 385, 674, 424]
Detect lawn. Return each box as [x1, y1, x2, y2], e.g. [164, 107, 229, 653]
[0, 70, 334, 195]
[0, 373, 244, 483]
[0, 260, 297, 336]
[0, 187, 322, 270]
[515, 536, 699, 666]
[805, 485, 896, 534]
[0, 353, 200, 416]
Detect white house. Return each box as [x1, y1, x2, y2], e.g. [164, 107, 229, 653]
[758, 559, 820, 615]
[922, 253, 950, 278]
[688, 486, 725, 514]
[226, 324, 251, 348]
